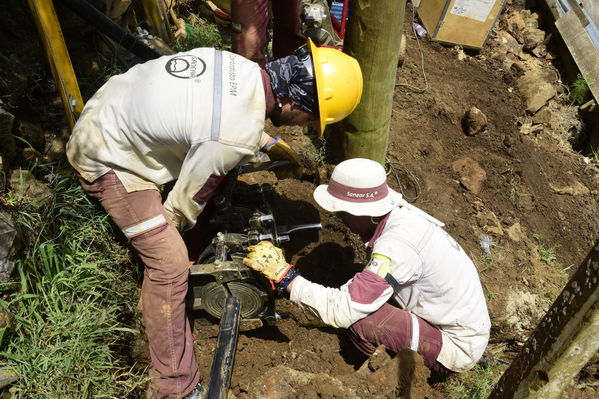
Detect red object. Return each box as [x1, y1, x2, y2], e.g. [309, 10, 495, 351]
[212, 6, 232, 21]
[330, 0, 350, 44]
[340, 0, 349, 41]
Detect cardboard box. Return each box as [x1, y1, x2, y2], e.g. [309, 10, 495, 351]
[417, 0, 505, 49]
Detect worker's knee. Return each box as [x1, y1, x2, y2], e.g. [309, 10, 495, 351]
[348, 313, 384, 341]
[131, 222, 190, 281]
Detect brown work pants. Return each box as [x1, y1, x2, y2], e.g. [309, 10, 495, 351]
[348, 303, 448, 373]
[79, 171, 199, 398]
[231, 0, 305, 67]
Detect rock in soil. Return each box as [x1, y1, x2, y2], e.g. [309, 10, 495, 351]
[452, 157, 487, 195]
[462, 107, 488, 136]
[517, 70, 556, 113]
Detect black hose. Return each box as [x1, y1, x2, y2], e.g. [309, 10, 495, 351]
[58, 0, 162, 61]
[207, 295, 241, 399]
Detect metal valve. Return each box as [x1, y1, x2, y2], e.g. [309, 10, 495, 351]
[302, 3, 326, 28]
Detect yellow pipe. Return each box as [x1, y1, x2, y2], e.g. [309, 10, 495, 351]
[27, 0, 84, 132]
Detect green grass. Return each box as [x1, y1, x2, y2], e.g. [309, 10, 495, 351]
[533, 233, 568, 285]
[538, 245, 557, 264]
[0, 163, 145, 398]
[508, 177, 521, 209]
[477, 253, 494, 273]
[569, 73, 591, 105]
[174, 15, 223, 52]
[445, 364, 502, 399]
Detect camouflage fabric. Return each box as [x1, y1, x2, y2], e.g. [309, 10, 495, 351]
[265, 54, 317, 115]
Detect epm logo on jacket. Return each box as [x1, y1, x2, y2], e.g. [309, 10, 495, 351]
[165, 55, 206, 79]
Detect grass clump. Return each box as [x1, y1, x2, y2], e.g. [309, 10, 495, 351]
[532, 233, 568, 285]
[445, 364, 501, 399]
[538, 245, 557, 264]
[174, 15, 222, 52]
[569, 73, 591, 105]
[0, 164, 145, 398]
[507, 176, 521, 209]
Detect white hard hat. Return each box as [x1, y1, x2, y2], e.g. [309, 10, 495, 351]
[313, 158, 402, 217]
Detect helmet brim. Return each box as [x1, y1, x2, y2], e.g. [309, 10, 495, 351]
[308, 38, 326, 137]
[313, 184, 402, 217]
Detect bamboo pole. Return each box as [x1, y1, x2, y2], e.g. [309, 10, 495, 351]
[338, 0, 406, 163]
[27, 0, 84, 132]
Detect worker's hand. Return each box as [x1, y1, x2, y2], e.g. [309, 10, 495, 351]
[264, 137, 304, 179]
[243, 241, 293, 282]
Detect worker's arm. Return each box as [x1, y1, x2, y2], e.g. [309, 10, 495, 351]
[244, 241, 421, 328]
[261, 136, 304, 179]
[287, 270, 393, 328]
[163, 140, 255, 231]
[290, 244, 424, 327]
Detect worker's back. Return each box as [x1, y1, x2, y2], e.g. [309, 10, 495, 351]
[67, 48, 265, 188]
[374, 205, 491, 372]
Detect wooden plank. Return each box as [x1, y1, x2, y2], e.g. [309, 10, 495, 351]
[542, 0, 563, 20]
[528, 305, 599, 399]
[565, 0, 589, 25]
[555, 10, 599, 103]
[489, 240, 599, 399]
[582, 0, 599, 28]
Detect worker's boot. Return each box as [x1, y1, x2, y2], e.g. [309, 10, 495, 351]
[183, 382, 206, 399]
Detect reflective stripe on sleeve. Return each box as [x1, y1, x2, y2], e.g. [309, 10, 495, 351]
[211, 50, 223, 141]
[409, 313, 420, 352]
[122, 214, 167, 239]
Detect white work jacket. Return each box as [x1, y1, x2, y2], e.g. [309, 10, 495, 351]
[67, 48, 269, 230]
[290, 205, 491, 372]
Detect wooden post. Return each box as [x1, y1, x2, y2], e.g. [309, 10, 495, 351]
[338, 0, 406, 163]
[488, 239, 599, 399]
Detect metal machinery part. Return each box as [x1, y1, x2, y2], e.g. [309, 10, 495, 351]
[300, 0, 343, 47]
[189, 166, 321, 330]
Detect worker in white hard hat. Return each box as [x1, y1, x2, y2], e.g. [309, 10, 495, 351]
[244, 158, 491, 374]
[66, 40, 362, 399]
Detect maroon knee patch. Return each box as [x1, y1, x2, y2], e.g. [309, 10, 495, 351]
[348, 304, 444, 370]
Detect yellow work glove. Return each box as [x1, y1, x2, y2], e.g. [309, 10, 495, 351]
[243, 241, 293, 283]
[264, 137, 304, 179]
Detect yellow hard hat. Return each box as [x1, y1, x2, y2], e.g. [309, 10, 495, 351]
[308, 39, 363, 137]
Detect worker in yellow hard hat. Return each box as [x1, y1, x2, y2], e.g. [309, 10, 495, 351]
[308, 38, 363, 137]
[264, 38, 363, 138]
[66, 38, 362, 399]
